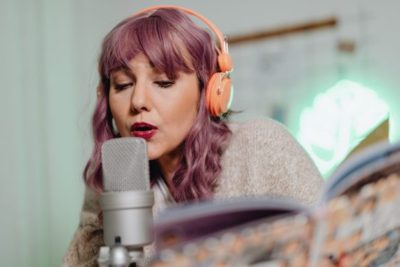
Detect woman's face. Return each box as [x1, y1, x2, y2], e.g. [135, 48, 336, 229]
[109, 54, 200, 162]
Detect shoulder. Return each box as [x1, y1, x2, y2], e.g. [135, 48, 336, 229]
[227, 118, 300, 154]
[216, 118, 323, 204]
[225, 118, 308, 167]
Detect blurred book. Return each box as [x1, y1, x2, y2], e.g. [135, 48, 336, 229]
[149, 140, 400, 267]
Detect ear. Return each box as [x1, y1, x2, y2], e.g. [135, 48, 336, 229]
[96, 84, 103, 99]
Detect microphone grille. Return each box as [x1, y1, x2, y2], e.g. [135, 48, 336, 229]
[101, 137, 150, 192]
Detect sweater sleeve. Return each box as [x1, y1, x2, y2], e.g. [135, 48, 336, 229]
[62, 188, 103, 267]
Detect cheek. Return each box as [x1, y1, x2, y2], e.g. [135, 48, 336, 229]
[109, 103, 120, 124]
[164, 92, 199, 127]
[173, 100, 199, 140]
[109, 96, 130, 135]
[109, 95, 127, 119]
[109, 96, 118, 116]
[177, 84, 200, 117]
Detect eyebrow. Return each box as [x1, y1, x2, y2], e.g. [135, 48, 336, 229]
[110, 68, 134, 79]
[113, 67, 132, 74]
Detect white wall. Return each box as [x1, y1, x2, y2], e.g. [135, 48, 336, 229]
[1, 0, 399, 266]
[1, 0, 83, 265]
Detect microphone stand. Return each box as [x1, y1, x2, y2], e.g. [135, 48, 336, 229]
[98, 242, 144, 267]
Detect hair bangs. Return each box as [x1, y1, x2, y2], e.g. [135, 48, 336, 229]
[100, 19, 140, 78]
[100, 15, 193, 80]
[139, 16, 194, 79]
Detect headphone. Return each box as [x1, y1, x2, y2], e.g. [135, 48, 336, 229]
[133, 5, 233, 117]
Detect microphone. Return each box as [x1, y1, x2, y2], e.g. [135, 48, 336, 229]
[98, 137, 154, 266]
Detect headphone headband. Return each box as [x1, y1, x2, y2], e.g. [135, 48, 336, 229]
[133, 5, 229, 57]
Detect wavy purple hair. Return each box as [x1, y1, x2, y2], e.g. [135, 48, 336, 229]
[84, 8, 232, 202]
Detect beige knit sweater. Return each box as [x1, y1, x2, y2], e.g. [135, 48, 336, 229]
[62, 119, 323, 266]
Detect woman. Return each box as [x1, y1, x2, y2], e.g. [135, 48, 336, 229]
[63, 6, 323, 266]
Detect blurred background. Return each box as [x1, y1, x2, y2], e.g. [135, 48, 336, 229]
[1, 0, 399, 266]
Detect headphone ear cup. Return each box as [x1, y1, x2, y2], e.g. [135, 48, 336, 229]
[219, 77, 232, 114]
[206, 73, 232, 116]
[205, 73, 218, 115]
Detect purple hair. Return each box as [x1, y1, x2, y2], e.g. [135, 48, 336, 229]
[84, 8, 232, 201]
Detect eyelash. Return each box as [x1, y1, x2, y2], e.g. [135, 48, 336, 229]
[155, 80, 175, 88]
[114, 83, 132, 91]
[113, 80, 175, 91]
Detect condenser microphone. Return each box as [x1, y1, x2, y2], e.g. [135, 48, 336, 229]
[100, 137, 154, 254]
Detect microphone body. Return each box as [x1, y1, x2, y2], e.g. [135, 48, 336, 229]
[98, 137, 154, 266]
[101, 190, 154, 247]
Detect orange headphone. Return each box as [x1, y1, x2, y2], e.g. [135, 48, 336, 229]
[133, 5, 234, 117]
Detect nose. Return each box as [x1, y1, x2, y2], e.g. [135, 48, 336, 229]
[130, 80, 150, 113]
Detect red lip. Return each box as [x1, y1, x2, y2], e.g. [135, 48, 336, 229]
[130, 122, 158, 140]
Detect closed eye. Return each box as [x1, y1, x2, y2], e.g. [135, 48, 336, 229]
[114, 82, 133, 91]
[155, 80, 175, 88]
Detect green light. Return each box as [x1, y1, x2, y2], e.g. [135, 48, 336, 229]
[297, 80, 389, 178]
[228, 85, 234, 110]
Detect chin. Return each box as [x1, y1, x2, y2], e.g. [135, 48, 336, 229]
[148, 154, 158, 161]
[147, 149, 160, 161]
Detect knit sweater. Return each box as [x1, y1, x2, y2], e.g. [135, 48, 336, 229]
[62, 119, 323, 266]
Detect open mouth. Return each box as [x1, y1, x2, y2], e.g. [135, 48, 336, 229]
[131, 122, 158, 139]
[134, 125, 154, 131]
